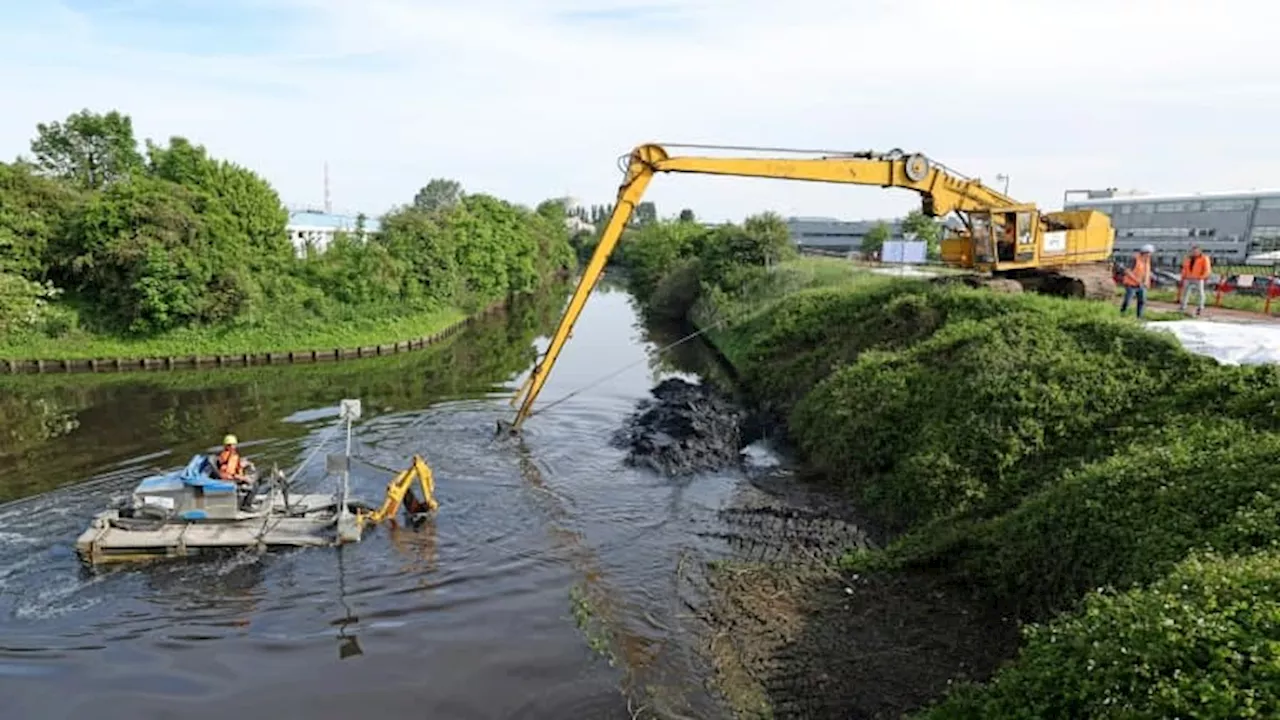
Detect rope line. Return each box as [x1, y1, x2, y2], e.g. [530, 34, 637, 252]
[518, 260, 859, 422]
[349, 455, 402, 476]
[525, 314, 734, 420]
[252, 417, 347, 544]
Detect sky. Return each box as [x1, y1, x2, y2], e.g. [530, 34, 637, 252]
[1, 0, 1278, 224]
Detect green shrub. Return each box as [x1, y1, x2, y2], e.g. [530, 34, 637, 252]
[616, 218, 709, 303]
[712, 279, 939, 416]
[680, 258, 1280, 715]
[647, 257, 703, 319]
[917, 551, 1280, 719]
[792, 308, 1209, 530]
[881, 419, 1280, 614]
[0, 271, 61, 333]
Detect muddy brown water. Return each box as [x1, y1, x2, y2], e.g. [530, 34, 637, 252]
[0, 280, 823, 719]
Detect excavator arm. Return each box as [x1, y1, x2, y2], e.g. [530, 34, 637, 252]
[507, 143, 1076, 430]
[358, 454, 438, 527]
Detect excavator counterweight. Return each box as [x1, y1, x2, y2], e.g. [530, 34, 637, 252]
[508, 143, 1117, 430]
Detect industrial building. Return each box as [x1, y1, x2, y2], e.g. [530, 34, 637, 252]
[1063, 189, 1280, 268]
[785, 215, 960, 255]
[786, 216, 907, 253]
[286, 209, 380, 255]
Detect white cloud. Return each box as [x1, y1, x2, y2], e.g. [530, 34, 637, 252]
[2, 0, 1278, 222]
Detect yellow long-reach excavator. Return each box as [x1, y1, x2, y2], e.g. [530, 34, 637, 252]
[507, 143, 1117, 430]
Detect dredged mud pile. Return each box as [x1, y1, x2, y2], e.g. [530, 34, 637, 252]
[611, 377, 746, 477]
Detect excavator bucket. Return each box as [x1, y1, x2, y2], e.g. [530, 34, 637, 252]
[357, 454, 438, 528]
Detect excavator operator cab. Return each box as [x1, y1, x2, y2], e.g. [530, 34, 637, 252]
[969, 213, 995, 265]
[971, 209, 1037, 267]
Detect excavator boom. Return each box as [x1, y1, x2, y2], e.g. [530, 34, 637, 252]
[648, 145, 1019, 215]
[508, 143, 1115, 429]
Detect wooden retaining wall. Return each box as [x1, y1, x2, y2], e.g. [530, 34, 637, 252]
[1, 301, 507, 375]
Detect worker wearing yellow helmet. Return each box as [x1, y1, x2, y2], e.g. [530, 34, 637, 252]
[216, 433, 249, 483]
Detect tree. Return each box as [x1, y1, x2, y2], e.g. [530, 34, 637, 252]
[619, 218, 710, 301]
[413, 178, 463, 213]
[145, 136, 292, 270]
[57, 175, 229, 333]
[634, 201, 657, 226]
[696, 211, 795, 290]
[678, 208, 696, 223]
[374, 205, 458, 303]
[742, 212, 795, 267]
[30, 109, 143, 189]
[590, 204, 613, 225]
[862, 222, 890, 257]
[535, 197, 570, 223]
[901, 209, 943, 259]
[0, 160, 83, 279]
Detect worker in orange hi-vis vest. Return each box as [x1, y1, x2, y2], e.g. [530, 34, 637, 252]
[1120, 244, 1154, 319]
[1179, 244, 1212, 316]
[216, 434, 250, 484]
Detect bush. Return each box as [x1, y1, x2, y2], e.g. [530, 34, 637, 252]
[711, 279, 942, 416]
[647, 257, 703, 319]
[617, 218, 708, 303]
[879, 417, 1280, 613]
[792, 306, 1210, 530]
[686, 262, 1280, 716]
[612, 212, 793, 314]
[917, 551, 1280, 719]
[0, 271, 61, 333]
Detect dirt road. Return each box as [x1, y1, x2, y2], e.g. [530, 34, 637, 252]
[1123, 298, 1280, 325]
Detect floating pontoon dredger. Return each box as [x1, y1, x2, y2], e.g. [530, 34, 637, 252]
[75, 399, 439, 566]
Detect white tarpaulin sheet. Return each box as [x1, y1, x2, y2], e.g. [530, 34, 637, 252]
[1147, 320, 1280, 365]
[870, 266, 938, 278]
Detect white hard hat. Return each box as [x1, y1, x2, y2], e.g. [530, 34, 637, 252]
[1140, 244, 1155, 254]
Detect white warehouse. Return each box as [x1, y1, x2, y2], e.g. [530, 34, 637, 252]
[287, 210, 379, 255]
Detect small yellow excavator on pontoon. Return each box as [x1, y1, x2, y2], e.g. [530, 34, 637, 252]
[76, 399, 441, 565]
[505, 143, 1117, 431]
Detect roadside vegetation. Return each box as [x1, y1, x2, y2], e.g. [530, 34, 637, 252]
[0, 109, 576, 359]
[608, 216, 1280, 717]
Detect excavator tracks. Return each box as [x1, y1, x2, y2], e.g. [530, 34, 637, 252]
[982, 262, 1117, 301]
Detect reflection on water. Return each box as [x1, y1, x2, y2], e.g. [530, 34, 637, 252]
[0, 285, 566, 504]
[0, 276, 781, 719]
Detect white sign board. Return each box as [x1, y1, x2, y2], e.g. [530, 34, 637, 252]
[1042, 230, 1067, 254]
[880, 240, 927, 264]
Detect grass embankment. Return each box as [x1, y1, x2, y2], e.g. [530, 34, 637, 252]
[675, 258, 1280, 717]
[0, 305, 467, 360]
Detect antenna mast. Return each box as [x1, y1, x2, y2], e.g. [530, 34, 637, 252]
[324, 162, 332, 213]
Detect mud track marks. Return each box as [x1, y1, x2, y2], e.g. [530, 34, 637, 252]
[681, 494, 1019, 719]
[698, 505, 871, 566]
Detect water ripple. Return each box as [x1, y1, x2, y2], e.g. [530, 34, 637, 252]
[0, 288, 745, 718]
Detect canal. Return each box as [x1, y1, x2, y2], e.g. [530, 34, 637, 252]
[0, 278, 796, 719]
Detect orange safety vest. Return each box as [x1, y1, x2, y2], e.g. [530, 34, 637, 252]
[1181, 253, 1211, 280]
[217, 448, 242, 479]
[1123, 253, 1151, 288]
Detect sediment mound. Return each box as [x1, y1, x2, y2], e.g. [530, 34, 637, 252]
[611, 378, 745, 476]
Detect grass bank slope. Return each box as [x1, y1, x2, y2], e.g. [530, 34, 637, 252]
[691, 268, 1280, 717]
[0, 304, 467, 360]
